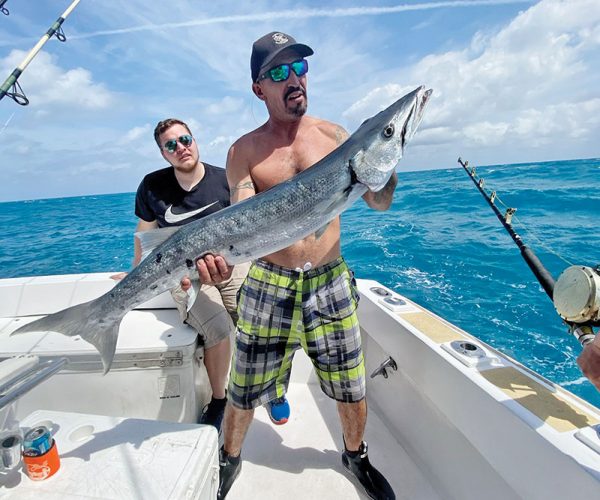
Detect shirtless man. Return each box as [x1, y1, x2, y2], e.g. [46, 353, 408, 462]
[199, 32, 397, 500]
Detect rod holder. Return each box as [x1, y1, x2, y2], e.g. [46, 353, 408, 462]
[1, 434, 22, 470]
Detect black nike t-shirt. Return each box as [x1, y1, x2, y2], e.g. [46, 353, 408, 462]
[135, 163, 230, 228]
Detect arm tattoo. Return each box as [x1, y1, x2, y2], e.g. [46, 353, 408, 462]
[335, 126, 349, 146]
[231, 181, 256, 195]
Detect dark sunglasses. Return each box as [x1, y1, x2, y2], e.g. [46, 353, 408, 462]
[163, 134, 193, 153]
[258, 59, 308, 83]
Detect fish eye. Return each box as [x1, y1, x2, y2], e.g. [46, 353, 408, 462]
[382, 124, 395, 139]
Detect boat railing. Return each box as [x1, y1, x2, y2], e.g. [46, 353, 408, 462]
[0, 357, 68, 411]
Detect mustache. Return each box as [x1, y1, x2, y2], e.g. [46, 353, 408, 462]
[284, 86, 305, 100]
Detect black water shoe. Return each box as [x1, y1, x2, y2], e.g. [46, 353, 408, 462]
[199, 396, 227, 433]
[342, 441, 395, 500]
[217, 446, 241, 500]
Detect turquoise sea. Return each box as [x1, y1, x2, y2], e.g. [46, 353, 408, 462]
[1, 158, 599, 407]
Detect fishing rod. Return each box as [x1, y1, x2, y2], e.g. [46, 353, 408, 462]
[1, 0, 9, 17]
[458, 157, 599, 347]
[0, 0, 81, 105]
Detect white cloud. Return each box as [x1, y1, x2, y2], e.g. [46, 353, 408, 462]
[463, 121, 510, 145]
[1, 50, 115, 109]
[184, 118, 201, 133]
[204, 96, 244, 115]
[351, 0, 600, 164]
[15, 144, 30, 155]
[122, 124, 152, 142]
[1, 0, 598, 200]
[77, 161, 133, 173]
[342, 84, 418, 124]
[208, 135, 232, 147]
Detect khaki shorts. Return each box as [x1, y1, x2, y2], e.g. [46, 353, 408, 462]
[171, 262, 250, 349]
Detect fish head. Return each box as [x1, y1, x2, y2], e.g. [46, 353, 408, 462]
[350, 85, 432, 192]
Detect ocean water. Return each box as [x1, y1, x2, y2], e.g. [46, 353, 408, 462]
[1, 158, 599, 407]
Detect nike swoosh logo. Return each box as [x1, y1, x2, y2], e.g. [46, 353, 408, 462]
[164, 201, 219, 223]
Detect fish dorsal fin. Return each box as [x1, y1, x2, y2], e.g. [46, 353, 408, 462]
[135, 226, 181, 261]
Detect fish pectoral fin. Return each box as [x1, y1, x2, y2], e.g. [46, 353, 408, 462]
[309, 190, 352, 239]
[187, 280, 200, 313]
[315, 221, 331, 240]
[316, 186, 353, 215]
[135, 226, 181, 261]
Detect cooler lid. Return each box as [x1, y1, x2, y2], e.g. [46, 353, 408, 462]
[7, 409, 218, 499]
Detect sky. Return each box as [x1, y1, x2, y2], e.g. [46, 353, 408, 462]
[0, 0, 598, 202]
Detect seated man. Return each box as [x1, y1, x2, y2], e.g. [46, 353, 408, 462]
[121, 118, 250, 432]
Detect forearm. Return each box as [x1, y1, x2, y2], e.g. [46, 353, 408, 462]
[578, 335, 600, 391]
[133, 237, 142, 267]
[133, 218, 158, 267]
[362, 171, 398, 211]
[111, 220, 151, 280]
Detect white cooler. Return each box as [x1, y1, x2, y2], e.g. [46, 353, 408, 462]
[0, 409, 219, 499]
[0, 273, 211, 423]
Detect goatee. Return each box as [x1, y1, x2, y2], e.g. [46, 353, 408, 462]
[289, 102, 307, 117]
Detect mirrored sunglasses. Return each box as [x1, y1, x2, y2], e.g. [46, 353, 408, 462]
[258, 59, 308, 83]
[163, 134, 193, 153]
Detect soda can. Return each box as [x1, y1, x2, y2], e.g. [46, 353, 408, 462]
[23, 426, 53, 456]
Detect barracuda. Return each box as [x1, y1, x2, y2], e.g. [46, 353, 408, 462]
[12, 86, 432, 373]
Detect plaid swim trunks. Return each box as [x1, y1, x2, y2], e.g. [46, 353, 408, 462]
[228, 256, 365, 409]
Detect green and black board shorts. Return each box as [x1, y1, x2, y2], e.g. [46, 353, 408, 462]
[228, 256, 366, 409]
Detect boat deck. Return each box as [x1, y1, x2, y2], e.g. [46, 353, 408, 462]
[4, 274, 600, 499]
[228, 352, 441, 500]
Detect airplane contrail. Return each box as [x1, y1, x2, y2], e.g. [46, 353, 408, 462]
[0, 112, 15, 136]
[69, 0, 533, 40]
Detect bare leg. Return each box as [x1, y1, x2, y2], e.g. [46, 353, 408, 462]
[223, 404, 255, 457]
[204, 337, 231, 399]
[338, 398, 395, 499]
[337, 399, 367, 451]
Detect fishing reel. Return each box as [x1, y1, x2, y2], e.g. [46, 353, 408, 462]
[553, 265, 600, 345]
[457, 157, 598, 348]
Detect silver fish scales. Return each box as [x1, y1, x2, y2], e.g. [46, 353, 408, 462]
[12, 86, 432, 373]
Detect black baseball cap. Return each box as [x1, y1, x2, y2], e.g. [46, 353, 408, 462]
[251, 31, 314, 82]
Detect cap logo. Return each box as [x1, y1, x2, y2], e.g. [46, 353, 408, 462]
[272, 33, 289, 45]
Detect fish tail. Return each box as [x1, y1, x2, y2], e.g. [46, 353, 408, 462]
[11, 298, 124, 375]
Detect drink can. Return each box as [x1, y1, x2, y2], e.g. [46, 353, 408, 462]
[23, 426, 53, 456]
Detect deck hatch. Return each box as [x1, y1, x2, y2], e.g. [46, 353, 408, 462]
[481, 366, 600, 432]
[400, 312, 466, 344]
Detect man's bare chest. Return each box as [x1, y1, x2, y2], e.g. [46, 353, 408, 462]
[252, 144, 329, 190]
